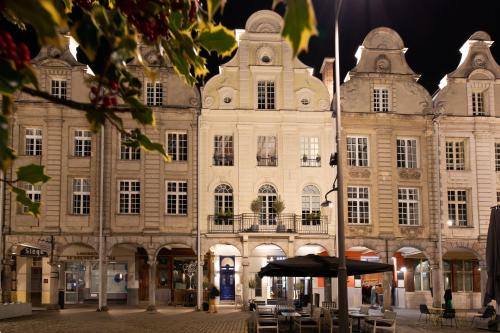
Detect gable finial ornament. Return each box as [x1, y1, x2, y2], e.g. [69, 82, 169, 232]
[472, 53, 487, 69]
[375, 54, 391, 73]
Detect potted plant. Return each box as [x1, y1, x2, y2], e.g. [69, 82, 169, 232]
[302, 154, 308, 163]
[273, 196, 286, 232]
[316, 154, 321, 163]
[250, 198, 263, 231]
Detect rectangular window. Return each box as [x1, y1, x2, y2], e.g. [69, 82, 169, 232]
[446, 140, 465, 170]
[300, 137, 320, 167]
[119, 180, 140, 214]
[347, 136, 368, 167]
[398, 188, 419, 225]
[22, 183, 41, 213]
[72, 178, 90, 215]
[167, 132, 188, 161]
[347, 186, 370, 224]
[146, 81, 163, 106]
[444, 260, 479, 292]
[257, 136, 277, 166]
[25, 128, 42, 156]
[448, 190, 468, 227]
[120, 133, 141, 160]
[495, 143, 500, 172]
[372, 88, 389, 112]
[73, 129, 92, 157]
[472, 92, 485, 116]
[257, 81, 275, 110]
[51, 79, 67, 99]
[396, 138, 418, 168]
[213, 135, 233, 166]
[166, 181, 188, 215]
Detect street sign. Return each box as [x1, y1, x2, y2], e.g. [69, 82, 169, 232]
[20, 247, 48, 257]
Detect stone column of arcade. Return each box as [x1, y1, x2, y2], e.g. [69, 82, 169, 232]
[242, 257, 249, 309]
[99, 257, 109, 311]
[42, 257, 59, 309]
[147, 255, 157, 312]
[431, 263, 442, 307]
[287, 239, 294, 301]
[480, 263, 488, 305]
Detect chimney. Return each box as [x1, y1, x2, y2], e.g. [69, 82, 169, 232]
[320, 58, 335, 102]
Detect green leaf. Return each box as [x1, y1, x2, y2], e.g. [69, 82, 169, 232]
[197, 24, 237, 58]
[280, 0, 318, 55]
[127, 98, 154, 125]
[11, 186, 41, 217]
[127, 129, 169, 161]
[16, 164, 50, 185]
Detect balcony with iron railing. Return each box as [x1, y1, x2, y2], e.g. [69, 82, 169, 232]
[301, 155, 321, 167]
[207, 213, 328, 234]
[213, 154, 234, 166]
[257, 155, 278, 166]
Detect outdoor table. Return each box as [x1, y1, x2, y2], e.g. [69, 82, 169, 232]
[281, 311, 301, 332]
[429, 307, 444, 326]
[454, 309, 474, 327]
[349, 312, 369, 333]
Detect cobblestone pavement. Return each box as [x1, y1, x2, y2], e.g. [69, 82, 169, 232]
[0, 306, 487, 333]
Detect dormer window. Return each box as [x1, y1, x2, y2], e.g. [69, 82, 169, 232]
[257, 80, 275, 110]
[146, 81, 163, 106]
[372, 87, 390, 112]
[472, 91, 485, 116]
[51, 79, 67, 99]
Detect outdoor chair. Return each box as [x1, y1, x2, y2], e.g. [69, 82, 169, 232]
[253, 312, 279, 333]
[294, 306, 321, 333]
[472, 305, 496, 327]
[322, 301, 337, 311]
[364, 310, 397, 333]
[418, 304, 431, 323]
[323, 309, 352, 333]
[441, 308, 457, 327]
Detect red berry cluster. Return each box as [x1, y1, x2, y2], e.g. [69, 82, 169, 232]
[89, 81, 119, 108]
[0, 31, 31, 70]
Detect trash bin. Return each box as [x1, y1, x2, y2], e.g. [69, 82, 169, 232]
[58, 290, 65, 309]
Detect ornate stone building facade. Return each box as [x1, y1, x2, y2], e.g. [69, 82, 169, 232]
[1, 38, 200, 309]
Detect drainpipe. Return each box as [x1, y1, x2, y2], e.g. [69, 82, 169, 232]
[433, 113, 444, 308]
[98, 125, 105, 311]
[196, 104, 202, 311]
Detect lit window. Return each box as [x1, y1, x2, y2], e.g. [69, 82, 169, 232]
[446, 140, 465, 171]
[347, 186, 370, 224]
[448, 190, 468, 227]
[167, 132, 188, 161]
[25, 128, 42, 156]
[301, 185, 321, 225]
[472, 92, 485, 116]
[119, 180, 140, 214]
[213, 135, 233, 166]
[398, 188, 419, 225]
[413, 259, 431, 291]
[347, 136, 368, 167]
[397, 138, 418, 168]
[120, 133, 141, 160]
[51, 79, 67, 99]
[372, 88, 389, 112]
[146, 81, 163, 106]
[214, 184, 233, 216]
[257, 81, 275, 110]
[72, 178, 90, 215]
[300, 137, 320, 167]
[257, 136, 277, 166]
[73, 130, 92, 157]
[22, 183, 41, 213]
[443, 260, 479, 292]
[166, 181, 188, 215]
[258, 184, 277, 225]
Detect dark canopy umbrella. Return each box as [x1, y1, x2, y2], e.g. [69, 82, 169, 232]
[484, 207, 500, 306]
[258, 254, 393, 278]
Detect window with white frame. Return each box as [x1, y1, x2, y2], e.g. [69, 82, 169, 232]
[347, 186, 370, 224]
[166, 181, 187, 215]
[448, 190, 468, 227]
[398, 188, 419, 225]
[72, 178, 90, 215]
[22, 183, 41, 213]
[446, 140, 465, 171]
[443, 260, 480, 292]
[167, 132, 188, 161]
[119, 180, 140, 214]
[146, 81, 163, 106]
[213, 135, 233, 166]
[413, 259, 431, 291]
[397, 138, 418, 168]
[471, 92, 485, 116]
[301, 185, 321, 225]
[300, 137, 320, 167]
[25, 128, 42, 156]
[73, 130, 92, 157]
[495, 143, 500, 172]
[51, 79, 67, 99]
[257, 80, 275, 110]
[257, 136, 277, 166]
[347, 136, 368, 167]
[372, 87, 389, 112]
[214, 184, 233, 215]
[120, 133, 141, 160]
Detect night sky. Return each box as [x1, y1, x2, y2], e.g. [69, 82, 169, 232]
[207, 0, 500, 94]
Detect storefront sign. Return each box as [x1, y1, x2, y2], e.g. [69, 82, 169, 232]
[20, 247, 48, 257]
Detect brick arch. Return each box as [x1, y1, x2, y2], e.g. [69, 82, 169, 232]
[390, 240, 436, 266]
[154, 240, 196, 258]
[56, 236, 98, 256]
[443, 240, 485, 265]
[294, 240, 334, 256]
[107, 242, 148, 257]
[202, 238, 243, 256]
[249, 242, 288, 257]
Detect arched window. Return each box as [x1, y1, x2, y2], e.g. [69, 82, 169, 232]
[214, 184, 233, 215]
[414, 259, 431, 291]
[258, 184, 277, 225]
[301, 185, 321, 225]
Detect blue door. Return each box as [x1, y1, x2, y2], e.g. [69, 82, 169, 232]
[220, 256, 235, 301]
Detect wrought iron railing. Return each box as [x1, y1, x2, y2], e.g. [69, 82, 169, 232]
[213, 154, 234, 166]
[256, 156, 278, 166]
[300, 156, 321, 167]
[208, 214, 328, 234]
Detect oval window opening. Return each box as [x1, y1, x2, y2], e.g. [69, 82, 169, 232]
[261, 55, 271, 63]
